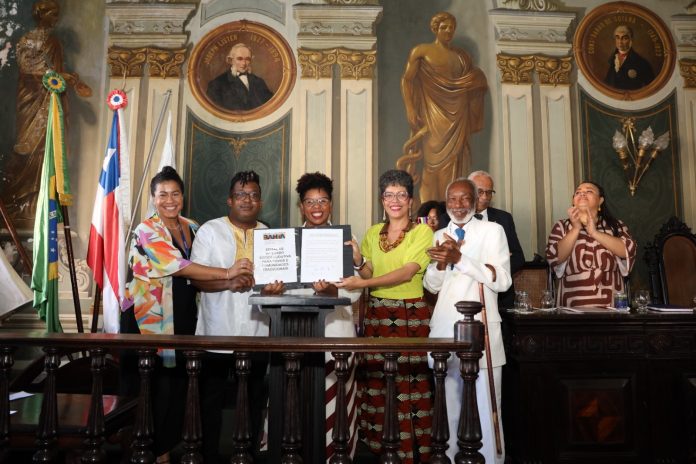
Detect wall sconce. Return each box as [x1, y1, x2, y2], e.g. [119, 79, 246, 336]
[611, 117, 670, 196]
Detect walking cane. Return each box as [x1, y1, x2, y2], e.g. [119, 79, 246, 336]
[478, 282, 503, 455]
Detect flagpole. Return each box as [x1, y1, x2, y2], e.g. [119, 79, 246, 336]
[61, 205, 84, 333]
[91, 287, 101, 333]
[127, 89, 173, 239]
[0, 197, 33, 275]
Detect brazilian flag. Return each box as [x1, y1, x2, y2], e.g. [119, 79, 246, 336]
[31, 71, 72, 333]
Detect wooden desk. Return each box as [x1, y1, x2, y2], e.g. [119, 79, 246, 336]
[9, 393, 135, 448]
[501, 309, 696, 464]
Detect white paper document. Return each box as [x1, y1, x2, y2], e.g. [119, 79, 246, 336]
[253, 228, 298, 285]
[560, 306, 616, 313]
[300, 228, 344, 283]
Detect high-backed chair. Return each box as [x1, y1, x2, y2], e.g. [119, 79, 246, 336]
[645, 216, 696, 307]
[512, 257, 553, 308]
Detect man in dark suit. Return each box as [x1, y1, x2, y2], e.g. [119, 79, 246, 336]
[468, 170, 525, 309]
[206, 43, 274, 111]
[603, 25, 655, 91]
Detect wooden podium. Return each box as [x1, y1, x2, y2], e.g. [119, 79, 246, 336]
[249, 294, 351, 463]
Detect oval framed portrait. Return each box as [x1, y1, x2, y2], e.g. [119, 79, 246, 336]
[574, 1, 675, 101]
[188, 20, 296, 122]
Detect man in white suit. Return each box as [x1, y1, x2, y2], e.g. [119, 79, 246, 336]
[424, 177, 511, 463]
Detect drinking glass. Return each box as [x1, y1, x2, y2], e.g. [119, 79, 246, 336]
[516, 291, 531, 313]
[540, 290, 555, 311]
[634, 289, 650, 313]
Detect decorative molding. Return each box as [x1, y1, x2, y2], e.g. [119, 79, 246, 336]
[108, 46, 148, 77]
[327, 0, 379, 5]
[680, 58, 696, 88]
[105, 3, 195, 48]
[533, 55, 572, 85]
[672, 15, 696, 58]
[146, 47, 187, 78]
[293, 4, 383, 50]
[337, 48, 376, 80]
[298, 47, 375, 80]
[108, 46, 186, 78]
[501, 0, 560, 11]
[228, 137, 248, 158]
[515, 334, 646, 357]
[489, 9, 575, 55]
[497, 54, 535, 84]
[298, 47, 338, 79]
[57, 237, 90, 296]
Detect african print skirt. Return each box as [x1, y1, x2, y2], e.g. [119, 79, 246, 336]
[358, 296, 433, 464]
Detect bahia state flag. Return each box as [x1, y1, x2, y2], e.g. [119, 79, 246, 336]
[32, 71, 74, 333]
[86, 89, 131, 334]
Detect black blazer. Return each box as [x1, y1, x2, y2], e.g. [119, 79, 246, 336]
[603, 48, 655, 90]
[206, 71, 273, 111]
[485, 207, 525, 309]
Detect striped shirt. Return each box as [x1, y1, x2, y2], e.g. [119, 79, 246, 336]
[546, 218, 637, 307]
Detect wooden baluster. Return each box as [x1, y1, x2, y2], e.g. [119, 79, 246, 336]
[430, 351, 452, 464]
[130, 349, 156, 464]
[181, 350, 203, 464]
[453, 301, 484, 464]
[281, 352, 303, 464]
[329, 351, 351, 464]
[381, 352, 401, 464]
[0, 347, 15, 460]
[230, 352, 252, 464]
[82, 348, 106, 463]
[34, 347, 59, 463]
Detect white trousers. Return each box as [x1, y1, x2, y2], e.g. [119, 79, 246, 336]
[444, 358, 505, 464]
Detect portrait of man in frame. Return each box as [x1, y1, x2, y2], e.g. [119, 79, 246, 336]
[574, 2, 675, 101]
[188, 20, 296, 122]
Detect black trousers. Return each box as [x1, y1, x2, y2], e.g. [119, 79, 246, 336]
[200, 351, 269, 463]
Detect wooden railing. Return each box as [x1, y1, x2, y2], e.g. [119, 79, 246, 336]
[0, 302, 486, 464]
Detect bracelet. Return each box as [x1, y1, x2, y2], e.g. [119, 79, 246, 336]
[353, 256, 366, 271]
[225, 268, 230, 280]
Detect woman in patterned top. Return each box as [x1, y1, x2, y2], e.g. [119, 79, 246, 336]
[546, 181, 637, 308]
[337, 169, 434, 464]
[122, 166, 251, 464]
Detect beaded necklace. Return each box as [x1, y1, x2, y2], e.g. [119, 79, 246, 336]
[378, 220, 413, 253]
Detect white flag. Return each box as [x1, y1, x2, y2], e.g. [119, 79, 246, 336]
[148, 111, 176, 217]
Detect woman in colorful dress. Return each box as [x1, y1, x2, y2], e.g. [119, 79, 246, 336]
[546, 180, 637, 308]
[122, 166, 250, 464]
[337, 169, 434, 464]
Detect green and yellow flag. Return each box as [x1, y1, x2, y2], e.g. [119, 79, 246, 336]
[31, 71, 72, 333]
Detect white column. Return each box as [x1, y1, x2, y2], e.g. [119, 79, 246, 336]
[673, 15, 696, 227]
[501, 84, 537, 257]
[293, 4, 382, 240]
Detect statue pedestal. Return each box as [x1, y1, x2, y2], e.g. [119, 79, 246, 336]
[249, 294, 351, 463]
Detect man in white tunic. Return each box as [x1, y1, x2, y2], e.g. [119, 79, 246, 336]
[424, 177, 511, 463]
[191, 170, 278, 463]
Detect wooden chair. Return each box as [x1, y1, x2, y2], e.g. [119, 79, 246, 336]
[512, 258, 553, 308]
[8, 350, 136, 459]
[645, 216, 696, 307]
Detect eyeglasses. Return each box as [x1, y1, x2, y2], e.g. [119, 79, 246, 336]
[302, 198, 330, 207]
[382, 191, 409, 202]
[477, 189, 496, 197]
[231, 191, 261, 202]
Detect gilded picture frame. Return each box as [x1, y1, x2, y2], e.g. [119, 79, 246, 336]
[188, 20, 296, 122]
[574, 2, 675, 101]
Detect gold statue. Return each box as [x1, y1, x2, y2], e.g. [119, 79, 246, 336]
[2, 0, 91, 229]
[398, 12, 487, 203]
